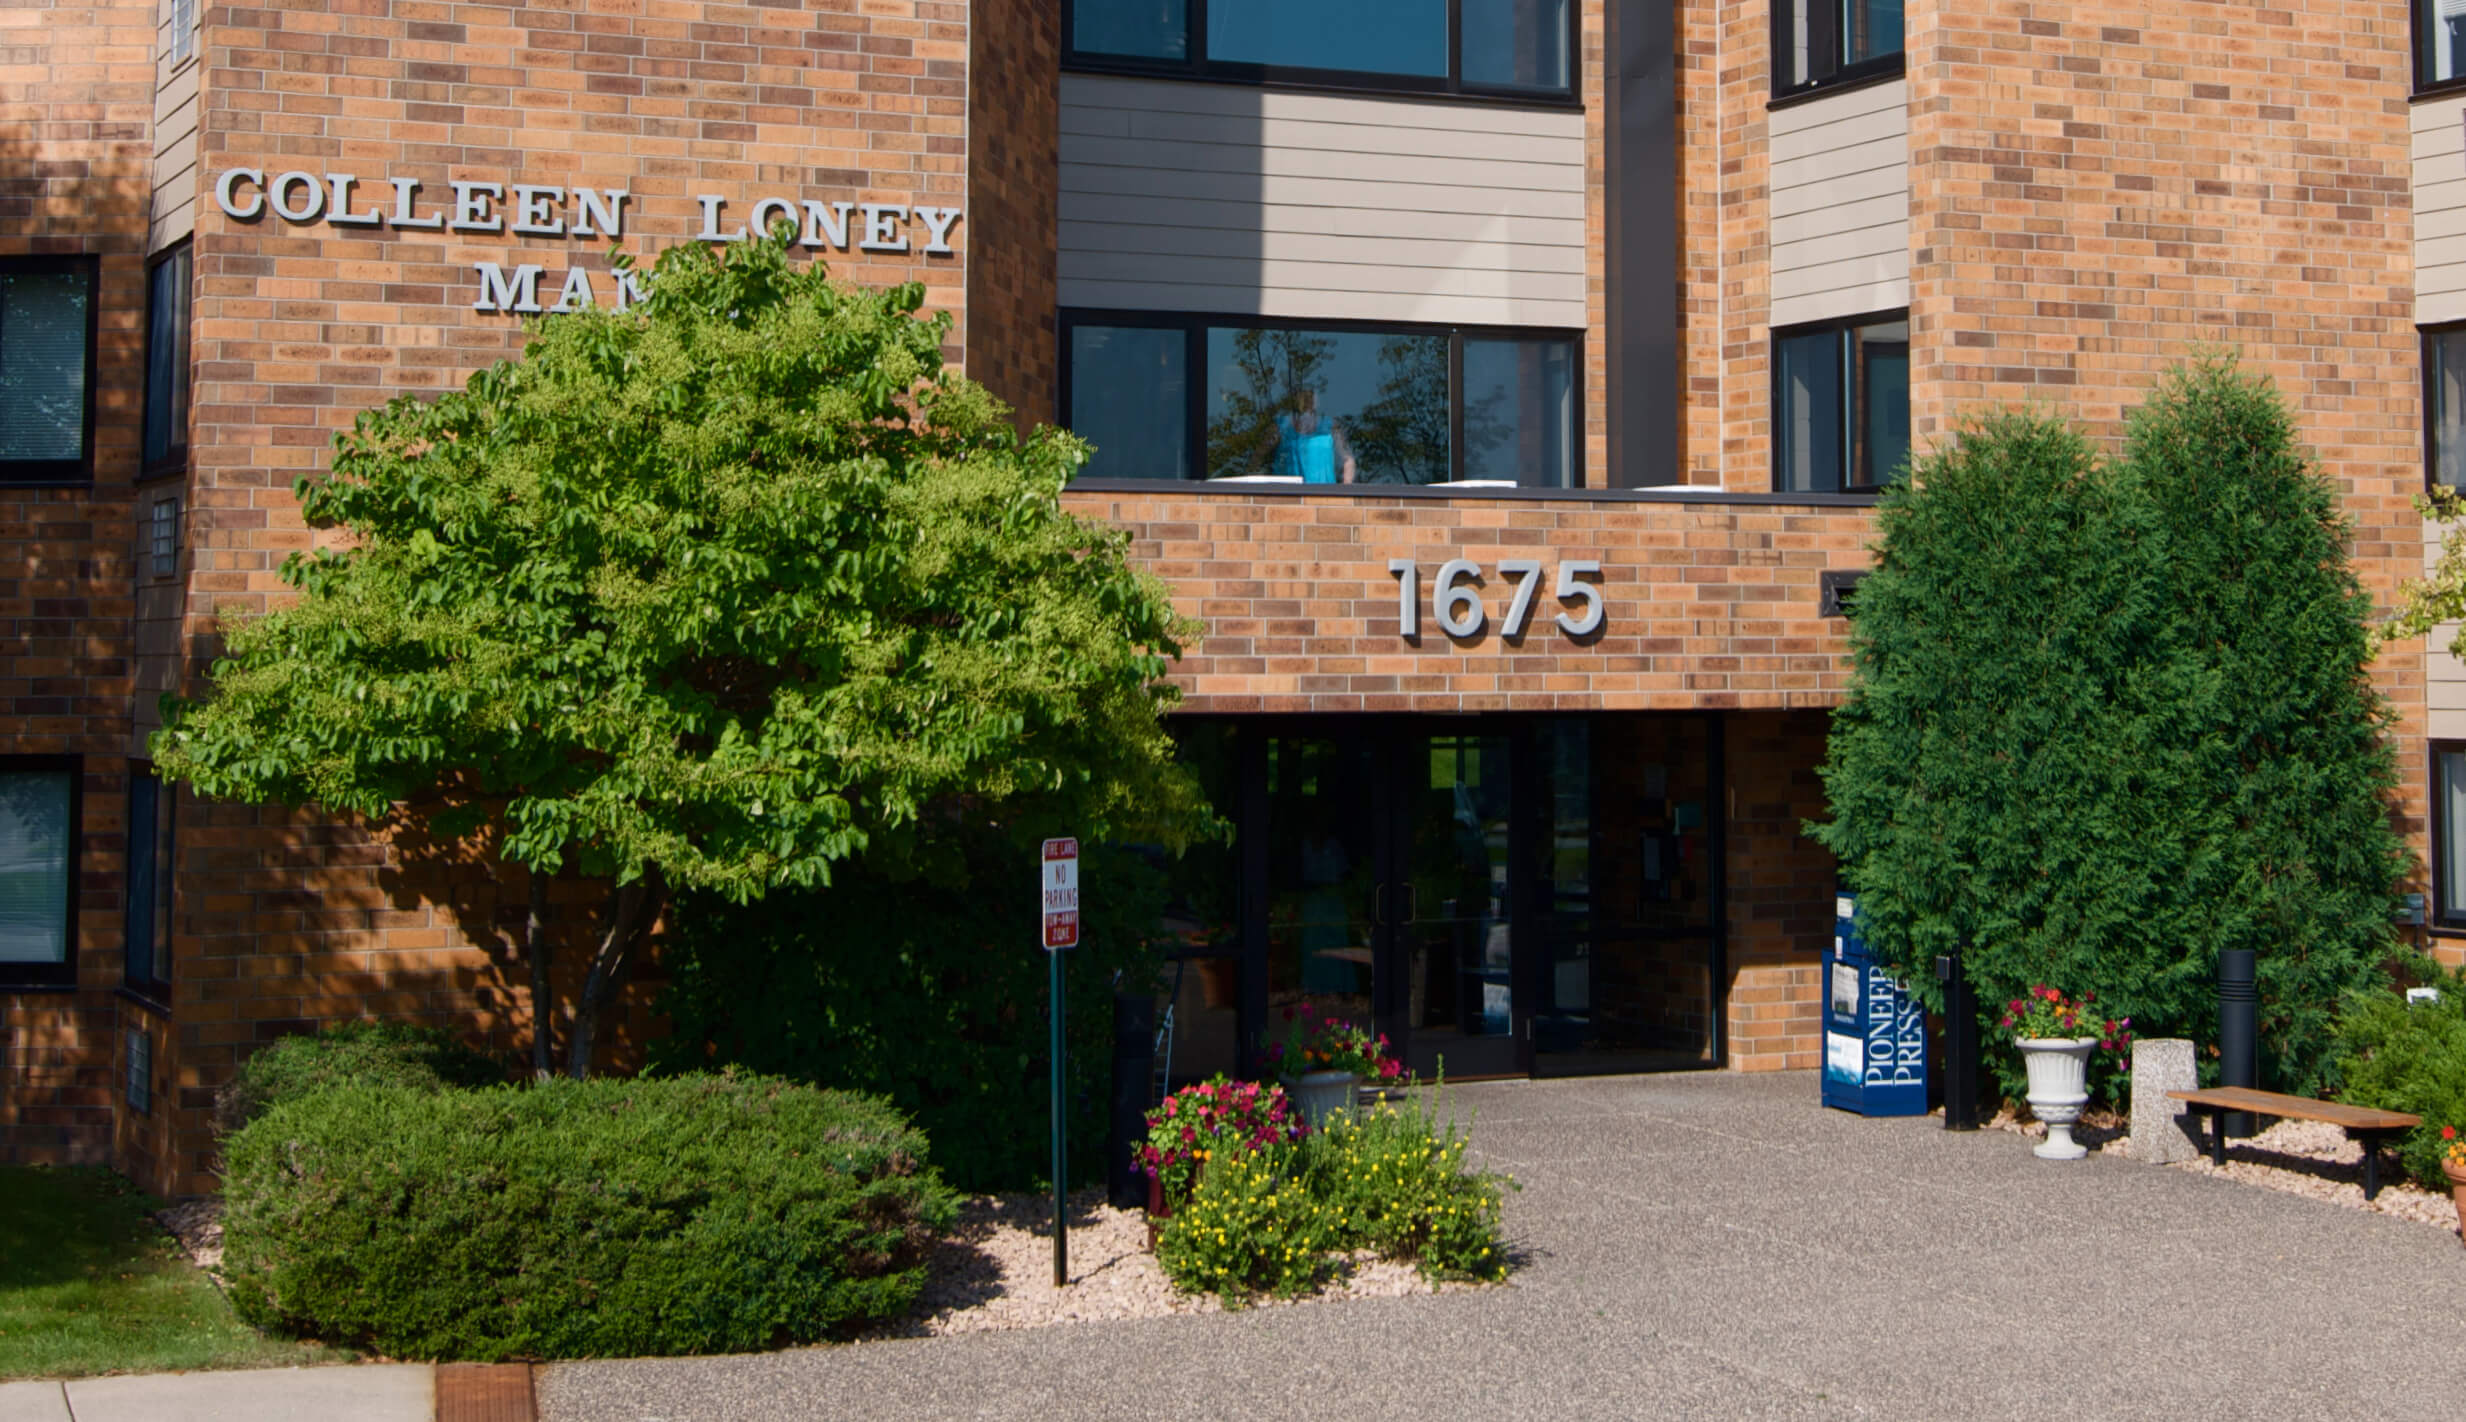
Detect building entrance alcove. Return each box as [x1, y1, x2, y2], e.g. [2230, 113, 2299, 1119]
[1155, 714, 1725, 1084]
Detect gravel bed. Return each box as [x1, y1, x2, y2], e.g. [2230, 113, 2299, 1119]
[858, 1189, 1479, 1340]
[1974, 1103, 2464, 1237]
[156, 1196, 225, 1272]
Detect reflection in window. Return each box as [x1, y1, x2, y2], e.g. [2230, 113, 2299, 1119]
[143, 245, 191, 478]
[1070, 0, 1573, 96]
[2432, 327, 2466, 491]
[1776, 0, 1903, 92]
[1070, 325, 1188, 481]
[0, 262, 96, 476]
[0, 768, 73, 974]
[2424, 0, 2466, 88]
[1206, 327, 1450, 485]
[1461, 338, 1574, 487]
[1774, 314, 1907, 494]
[2442, 746, 2466, 928]
[1209, 0, 1445, 78]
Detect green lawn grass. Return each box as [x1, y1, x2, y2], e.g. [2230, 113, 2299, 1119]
[0, 1166, 339, 1380]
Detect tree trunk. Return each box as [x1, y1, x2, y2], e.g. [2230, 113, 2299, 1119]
[566, 865, 663, 1080]
[525, 869, 553, 1082]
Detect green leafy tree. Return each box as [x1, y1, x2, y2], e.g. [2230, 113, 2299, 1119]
[154, 232, 1212, 1079]
[1812, 358, 2406, 1098]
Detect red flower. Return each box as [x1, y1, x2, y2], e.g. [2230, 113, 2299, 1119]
[2446, 1126, 2458, 1142]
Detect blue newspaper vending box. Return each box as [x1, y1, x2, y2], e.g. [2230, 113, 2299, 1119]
[1822, 892, 1929, 1116]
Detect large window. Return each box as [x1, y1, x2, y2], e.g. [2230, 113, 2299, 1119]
[1773, 0, 1903, 97]
[143, 243, 191, 480]
[2420, 0, 2466, 91]
[1068, 0, 1574, 98]
[0, 257, 100, 483]
[125, 768, 173, 1001]
[2428, 325, 2466, 490]
[0, 761, 78, 988]
[1773, 312, 1908, 495]
[2439, 745, 2466, 930]
[1063, 312, 1578, 488]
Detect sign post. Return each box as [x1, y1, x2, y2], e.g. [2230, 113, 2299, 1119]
[1041, 837, 1079, 1289]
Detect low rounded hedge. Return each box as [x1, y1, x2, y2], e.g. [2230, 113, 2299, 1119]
[214, 1020, 506, 1137]
[2335, 967, 2466, 1189]
[221, 1073, 956, 1360]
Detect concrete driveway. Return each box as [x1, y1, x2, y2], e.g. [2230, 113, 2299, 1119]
[539, 1070, 2466, 1420]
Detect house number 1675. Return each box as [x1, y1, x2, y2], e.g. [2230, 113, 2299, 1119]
[1386, 558, 1604, 639]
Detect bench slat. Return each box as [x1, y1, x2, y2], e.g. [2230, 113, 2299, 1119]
[2166, 1086, 2419, 1131]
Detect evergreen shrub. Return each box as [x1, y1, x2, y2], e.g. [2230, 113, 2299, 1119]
[652, 832, 1167, 1192]
[2334, 967, 2466, 1189]
[220, 1073, 955, 1360]
[213, 1020, 505, 1136]
[1813, 359, 2407, 1101]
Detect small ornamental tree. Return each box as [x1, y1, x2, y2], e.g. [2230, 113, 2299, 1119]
[1813, 358, 2406, 1098]
[155, 232, 1213, 1078]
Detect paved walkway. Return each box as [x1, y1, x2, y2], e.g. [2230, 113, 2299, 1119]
[0, 1365, 431, 1421]
[538, 1070, 2466, 1420]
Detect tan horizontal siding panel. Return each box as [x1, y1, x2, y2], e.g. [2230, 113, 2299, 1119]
[1055, 277, 1586, 327]
[1060, 162, 1587, 221]
[1768, 277, 1910, 330]
[1767, 104, 1909, 167]
[1060, 220, 1588, 275]
[1060, 73, 1585, 138]
[1062, 133, 1581, 193]
[1769, 153, 1908, 207]
[1768, 78, 1907, 136]
[1769, 194, 1910, 251]
[1059, 190, 1586, 246]
[2421, 289, 2466, 326]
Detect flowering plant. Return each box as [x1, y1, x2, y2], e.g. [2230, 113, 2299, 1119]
[1261, 1003, 1405, 1083]
[1138, 1076, 1307, 1211]
[2443, 1125, 2466, 1173]
[2001, 985, 2130, 1054]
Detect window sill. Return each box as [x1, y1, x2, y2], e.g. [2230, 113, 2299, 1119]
[1768, 55, 1907, 112]
[118, 984, 172, 1017]
[2413, 75, 2466, 102]
[1067, 477, 1885, 508]
[0, 980, 79, 995]
[1061, 59, 1585, 113]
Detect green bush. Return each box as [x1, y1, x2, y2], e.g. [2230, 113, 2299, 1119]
[1812, 359, 2407, 1102]
[1304, 1095, 1512, 1281]
[653, 830, 1168, 1192]
[2335, 968, 2466, 1189]
[220, 1073, 956, 1360]
[1156, 1144, 1338, 1301]
[1152, 1087, 1513, 1301]
[214, 1020, 506, 1136]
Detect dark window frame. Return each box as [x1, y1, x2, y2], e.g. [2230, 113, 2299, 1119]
[1059, 306, 1586, 490]
[2425, 322, 2466, 492]
[0, 755, 82, 991]
[2437, 741, 2466, 931]
[1062, 0, 1583, 107]
[1768, 0, 1905, 103]
[2415, 0, 2466, 96]
[0, 254, 103, 486]
[124, 763, 172, 1004]
[142, 240, 192, 483]
[1769, 308, 1910, 496]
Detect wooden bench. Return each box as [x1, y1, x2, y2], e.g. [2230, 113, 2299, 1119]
[2166, 1087, 2420, 1200]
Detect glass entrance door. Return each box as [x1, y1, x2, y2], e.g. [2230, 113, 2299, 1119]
[1388, 730, 1522, 1078]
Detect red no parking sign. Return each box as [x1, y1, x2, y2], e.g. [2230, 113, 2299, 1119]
[1041, 837, 1078, 950]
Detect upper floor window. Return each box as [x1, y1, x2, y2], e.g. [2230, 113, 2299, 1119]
[1063, 311, 1579, 488]
[0, 760, 79, 989]
[2420, 0, 2466, 91]
[1773, 0, 1903, 98]
[143, 243, 191, 480]
[163, 0, 196, 67]
[0, 256, 99, 484]
[1773, 312, 1908, 495]
[1068, 0, 1574, 99]
[2430, 325, 2466, 489]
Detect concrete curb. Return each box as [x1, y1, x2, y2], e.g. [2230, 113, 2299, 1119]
[0, 1362, 537, 1422]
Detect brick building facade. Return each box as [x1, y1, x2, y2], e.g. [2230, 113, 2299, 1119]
[1, 0, 2447, 1195]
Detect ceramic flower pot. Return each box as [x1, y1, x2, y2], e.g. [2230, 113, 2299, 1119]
[2017, 1036, 2098, 1160]
[1284, 1070, 1361, 1130]
[2443, 1160, 2466, 1249]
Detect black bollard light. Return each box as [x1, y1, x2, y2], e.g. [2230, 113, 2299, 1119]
[1107, 991, 1156, 1209]
[2218, 948, 2258, 1138]
[1937, 943, 1980, 1132]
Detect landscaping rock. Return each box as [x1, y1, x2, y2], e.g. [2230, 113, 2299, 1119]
[2128, 1037, 2201, 1164]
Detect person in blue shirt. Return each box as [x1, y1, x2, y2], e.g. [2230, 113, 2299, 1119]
[1259, 387, 1356, 484]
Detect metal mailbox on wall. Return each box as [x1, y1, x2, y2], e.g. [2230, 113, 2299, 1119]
[1822, 892, 1929, 1116]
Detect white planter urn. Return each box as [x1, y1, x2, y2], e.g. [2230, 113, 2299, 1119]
[2018, 1037, 2098, 1160]
[1284, 1071, 1361, 1130]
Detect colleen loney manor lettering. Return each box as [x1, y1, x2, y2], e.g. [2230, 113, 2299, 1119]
[210, 169, 963, 313]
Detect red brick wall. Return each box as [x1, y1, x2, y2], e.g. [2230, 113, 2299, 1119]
[0, 0, 160, 1173]
[1724, 708, 1833, 1070]
[962, 0, 1056, 422]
